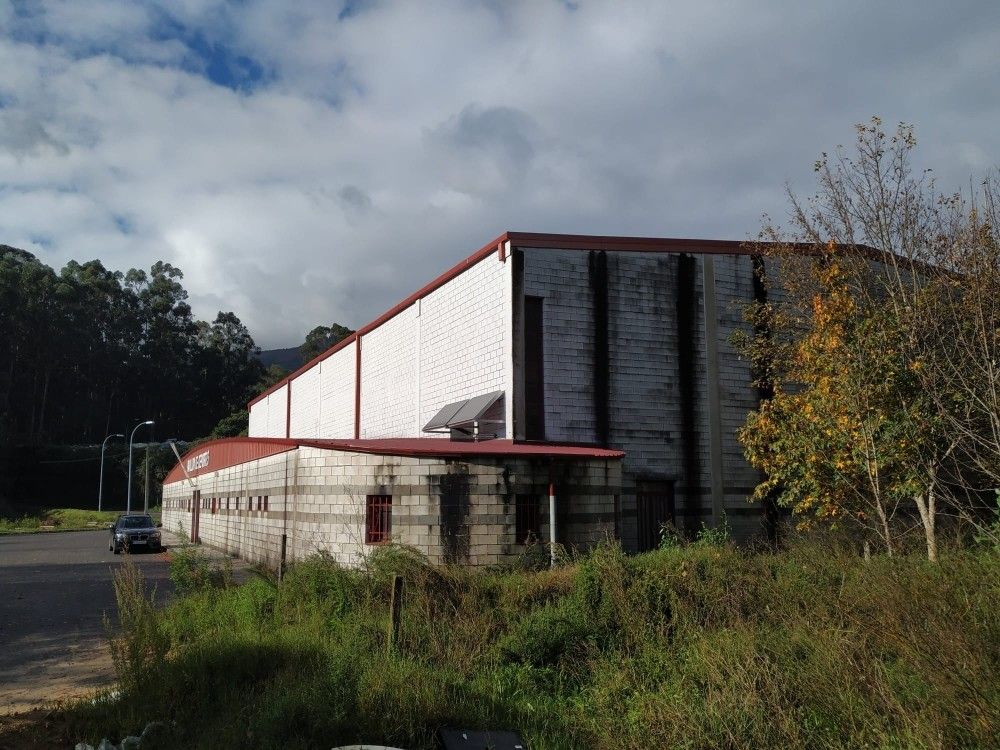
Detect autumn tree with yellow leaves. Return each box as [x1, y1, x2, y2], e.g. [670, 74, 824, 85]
[739, 255, 946, 557]
[739, 118, 999, 560]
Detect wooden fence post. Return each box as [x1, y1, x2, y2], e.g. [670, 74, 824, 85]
[389, 574, 404, 654]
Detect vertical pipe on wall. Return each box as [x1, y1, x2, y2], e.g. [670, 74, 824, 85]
[548, 465, 557, 568]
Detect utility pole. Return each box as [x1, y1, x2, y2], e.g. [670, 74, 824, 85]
[98, 433, 124, 512]
[144, 443, 151, 514]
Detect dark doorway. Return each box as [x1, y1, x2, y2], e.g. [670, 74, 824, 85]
[636, 479, 675, 552]
[524, 295, 545, 440]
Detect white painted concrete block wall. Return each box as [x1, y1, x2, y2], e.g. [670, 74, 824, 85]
[319, 345, 356, 438]
[251, 253, 511, 440]
[289, 365, 321, 438]
[416, 253, 510, 434]
[256, 385, 287, 438]
[360, 306, 418, 438]
[248, 399, 266, 437]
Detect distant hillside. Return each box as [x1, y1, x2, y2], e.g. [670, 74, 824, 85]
[258, 346, 302, 372]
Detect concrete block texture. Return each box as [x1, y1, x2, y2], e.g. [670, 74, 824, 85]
[163, 447, 621, 568]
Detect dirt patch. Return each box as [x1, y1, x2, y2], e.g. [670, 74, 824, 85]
[0, 638, 114, 717]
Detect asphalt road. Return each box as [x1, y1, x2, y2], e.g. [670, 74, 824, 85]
[0, 530, 175, 714]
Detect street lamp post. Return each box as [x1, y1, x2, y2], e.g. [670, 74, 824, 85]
[127, 420, 155, 514]
[98, 433, 124, 512]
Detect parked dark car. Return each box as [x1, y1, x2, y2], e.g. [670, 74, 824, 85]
[109, 513, 162, 554]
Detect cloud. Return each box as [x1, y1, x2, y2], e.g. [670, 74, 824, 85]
[0, 0, 998, 348]
[0, 111, 69, 157]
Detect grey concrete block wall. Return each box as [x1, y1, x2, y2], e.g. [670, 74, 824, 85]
[163, 447, 621, 568]
[522, 247, 769, 549]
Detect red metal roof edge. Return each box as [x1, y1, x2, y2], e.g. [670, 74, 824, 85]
[162, 437, 300, 485]
[302, 437, 626, 459]
[505, 232, 756, 254]
[164, 436, 624, 485]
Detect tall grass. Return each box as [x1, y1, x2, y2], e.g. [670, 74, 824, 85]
[68, 537, 1000, 749]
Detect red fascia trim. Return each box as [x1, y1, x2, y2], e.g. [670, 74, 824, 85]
[506, 232, 757, 255]
[163, 437, 300, 485]
[248, 232, 510, 409]
[354, 335, 362, 439]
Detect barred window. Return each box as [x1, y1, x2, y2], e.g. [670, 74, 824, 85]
[365, 495, 392, 544]
[515, 493, 541, 544]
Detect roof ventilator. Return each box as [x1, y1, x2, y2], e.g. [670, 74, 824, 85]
[423, 391, 505, 441]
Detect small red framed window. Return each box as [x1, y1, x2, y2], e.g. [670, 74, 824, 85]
[366, 495, 392, 544]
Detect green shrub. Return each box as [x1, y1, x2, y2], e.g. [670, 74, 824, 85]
[497, 596, 594, 668]
[169, 545, 229, 594]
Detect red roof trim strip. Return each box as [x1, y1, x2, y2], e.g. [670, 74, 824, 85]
[164, 437, 624, 485]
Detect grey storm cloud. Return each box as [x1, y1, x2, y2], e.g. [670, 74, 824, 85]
[0, 0, 998, 348]
[0, 112, 70, 157]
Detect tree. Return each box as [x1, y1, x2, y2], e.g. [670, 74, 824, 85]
[739, 118, 995, 560]
[739, 254, 944, 556]
[300, 323, 353, 361]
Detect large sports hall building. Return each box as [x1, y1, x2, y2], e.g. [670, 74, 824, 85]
[162, 232, 773, 568]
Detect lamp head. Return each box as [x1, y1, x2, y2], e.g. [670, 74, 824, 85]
[144, 420, 155, 426]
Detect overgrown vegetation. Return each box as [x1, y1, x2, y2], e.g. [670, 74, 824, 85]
[61, 538, 999, 749]
[0, 507, 120, 534]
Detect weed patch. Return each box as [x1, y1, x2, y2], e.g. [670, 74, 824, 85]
[63, 536, 1000, 749]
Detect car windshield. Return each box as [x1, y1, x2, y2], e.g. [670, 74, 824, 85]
[120, 515, 154, 529]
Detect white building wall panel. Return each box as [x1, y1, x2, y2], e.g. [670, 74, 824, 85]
[264, 385, 288, 438]
[289, 365, 321, 439]
[319, 345, 357, 438]
[248, 400, 267, 437]
[417, 254, 510, 435]
[360, 306, 419, 438]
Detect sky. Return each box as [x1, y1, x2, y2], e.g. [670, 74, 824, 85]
[1, 0, 998, 349]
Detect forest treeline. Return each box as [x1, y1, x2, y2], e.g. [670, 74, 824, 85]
[0, 246, 264, 448]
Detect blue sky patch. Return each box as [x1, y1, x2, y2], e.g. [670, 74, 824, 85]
[112, 215, 133, 235]
[149, 13, 268, 92]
